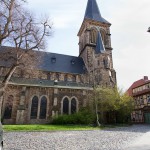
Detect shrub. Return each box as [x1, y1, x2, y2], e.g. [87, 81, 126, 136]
[51, 108, 95, 125]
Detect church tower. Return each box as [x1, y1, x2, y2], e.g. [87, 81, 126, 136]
[78, 0, 116, 87]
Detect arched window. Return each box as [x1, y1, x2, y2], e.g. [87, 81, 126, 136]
[90, 29, 97, 44]
[30, 96, 38, 119]
[3, 95, 13, 119]
[63, 98, 69, 114]
[39, 96, 47, 119]
[71, 98, 77, 114]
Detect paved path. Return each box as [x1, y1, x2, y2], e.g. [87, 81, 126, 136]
[3, 125, 150, 150]
[125, 131, 150, 150]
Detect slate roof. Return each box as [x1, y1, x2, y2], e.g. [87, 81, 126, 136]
[95, 32, 105, 54]
[0, 46, 86, 74]
[38, 51, 86, 74]
[84, 0, 110, 24]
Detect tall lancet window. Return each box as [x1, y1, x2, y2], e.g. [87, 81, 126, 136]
[90, 29, 97, 44]
[30, 96, 39, 119]
[39, 96, 47, 119]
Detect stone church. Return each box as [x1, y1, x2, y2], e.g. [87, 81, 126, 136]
[0, 0, 116, 124]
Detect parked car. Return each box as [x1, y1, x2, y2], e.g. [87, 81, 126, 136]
[0, 121, 3, 149]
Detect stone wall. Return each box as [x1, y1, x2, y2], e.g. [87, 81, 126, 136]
[2, 84, 89, 124]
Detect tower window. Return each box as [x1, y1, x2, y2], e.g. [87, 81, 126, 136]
[97, 60, 100, 66]
[90, 29, 97, 44]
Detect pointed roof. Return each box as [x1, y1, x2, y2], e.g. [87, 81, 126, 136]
[84, 0, 110, 24]
[95, 32, 105, 54]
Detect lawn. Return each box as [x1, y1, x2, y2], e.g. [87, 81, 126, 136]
[3, 125, 101, 131]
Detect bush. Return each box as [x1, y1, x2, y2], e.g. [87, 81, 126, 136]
[51, 108, 95, 125]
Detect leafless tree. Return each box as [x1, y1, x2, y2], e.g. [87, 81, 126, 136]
[0, 0, 52, 113]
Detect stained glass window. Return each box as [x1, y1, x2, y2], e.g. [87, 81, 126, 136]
[71, 98, 77, 114]
[63, 98, 69, 114]
[30, 96, 38, 119]
[39, 96, 47, 119]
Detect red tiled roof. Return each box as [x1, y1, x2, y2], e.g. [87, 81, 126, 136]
[127, 77, 150, 96]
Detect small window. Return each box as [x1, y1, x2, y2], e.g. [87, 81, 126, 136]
[56, 73, 59, 81]
[147, 95, 150, 103]
[103, 59, 108, 68]
[51, 57, 56, 63]
[97, 60, 100, 66]
[71, 59, 75, 65]
[140, 97, 144, 104]
[64, 75, 68, 82]
[72, 75, 76, 82]
[47, 73, 51, 80]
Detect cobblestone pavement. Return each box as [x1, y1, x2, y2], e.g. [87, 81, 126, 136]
[3, 125, 150, 150]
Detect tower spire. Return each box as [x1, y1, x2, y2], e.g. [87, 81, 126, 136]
[84, 0, 110, 24]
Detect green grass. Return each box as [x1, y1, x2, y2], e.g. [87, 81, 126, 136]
[3, 125, 101, 131]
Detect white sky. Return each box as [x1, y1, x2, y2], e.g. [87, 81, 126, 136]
[27, 0, 150, 91]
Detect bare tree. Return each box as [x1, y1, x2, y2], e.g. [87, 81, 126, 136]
[0, 0, 52, 113]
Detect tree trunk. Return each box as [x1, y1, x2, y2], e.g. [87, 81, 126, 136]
[95, 98, 101, 127]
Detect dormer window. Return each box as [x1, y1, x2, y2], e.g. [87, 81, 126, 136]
[71, 59, 75, 65]
[51, 57, 56, 63]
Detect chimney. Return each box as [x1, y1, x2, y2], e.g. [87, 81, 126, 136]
[144, 76, 148, 81]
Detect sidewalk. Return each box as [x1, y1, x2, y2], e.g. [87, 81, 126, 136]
[126, 132, 150, 150]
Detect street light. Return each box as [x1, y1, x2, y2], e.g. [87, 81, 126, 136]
[147, 27, 150, 32]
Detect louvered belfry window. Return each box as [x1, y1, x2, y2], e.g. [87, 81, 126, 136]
[90, 29, 97, 44]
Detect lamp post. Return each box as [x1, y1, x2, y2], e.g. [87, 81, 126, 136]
[147, 27, 150, 32]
